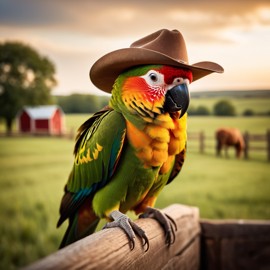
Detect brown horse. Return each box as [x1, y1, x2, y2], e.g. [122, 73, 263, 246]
[216, 128, 245, 158]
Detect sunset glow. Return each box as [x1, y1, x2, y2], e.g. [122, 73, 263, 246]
[0, 0, 269, 95]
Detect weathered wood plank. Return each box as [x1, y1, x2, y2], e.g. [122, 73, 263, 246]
[162, 236, 200, 270]
[200, 219, 270, 270]
[23, 204, 200, 270]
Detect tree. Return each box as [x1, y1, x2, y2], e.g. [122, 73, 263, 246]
[196, 105, 210, 116]
[187, 105, 197, 116]
[0, 42, 57, 134]
[213, 100, 236, 116]
[243, 109, 254, 116]
[187, 105, 210, 116]
[56, 94, 110, 113]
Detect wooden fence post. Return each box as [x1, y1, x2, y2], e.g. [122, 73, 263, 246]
[243, 131, 249, 160]
[199, 131, 205, 154]
[23, 204, 200, 270]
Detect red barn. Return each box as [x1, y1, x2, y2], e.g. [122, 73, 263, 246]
[17, 105, 65, 135]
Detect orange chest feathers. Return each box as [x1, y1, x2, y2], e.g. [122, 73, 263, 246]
[126, 113, 187, 172]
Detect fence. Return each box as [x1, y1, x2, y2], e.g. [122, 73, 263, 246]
[23, 205, 200, 270]
[243, 131, 270, 161]
[23, 204, 270, 270]
[188, 130, 270, 161]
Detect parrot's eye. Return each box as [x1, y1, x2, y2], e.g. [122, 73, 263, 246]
[173, 77, 190, 85]
[149, 73, 158, 82]
[141, 70, 164, 86]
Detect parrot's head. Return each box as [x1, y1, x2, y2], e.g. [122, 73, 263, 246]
[109, 65, 192, 123]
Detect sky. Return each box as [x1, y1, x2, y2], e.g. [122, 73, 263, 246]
[1, 0, 270, 96]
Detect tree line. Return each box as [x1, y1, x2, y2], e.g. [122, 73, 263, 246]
[188, 100, 270, 116]
[55, 94, 109, 114]
[188, 100, 235, 116]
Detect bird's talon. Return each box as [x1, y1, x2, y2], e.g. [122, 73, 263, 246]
[130, 239, 135, 250]
[165, 213, 177, 231]
[104, 210, 149, 251]
[142, 239, 149, 252]
[139, 207, 177, 247]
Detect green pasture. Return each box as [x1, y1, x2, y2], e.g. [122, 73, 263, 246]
[0, 115, 270, 269]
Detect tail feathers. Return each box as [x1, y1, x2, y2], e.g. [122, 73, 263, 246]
[58, 194, 100, 249]
[59, 215, 100, 249]
[59, 216, 100, 249]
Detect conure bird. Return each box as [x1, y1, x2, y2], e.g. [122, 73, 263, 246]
[57, 64, 191, 249]
[57, 29, 223, 250]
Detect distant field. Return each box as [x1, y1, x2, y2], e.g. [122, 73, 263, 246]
[190, 97, 270, 115]
[189, 89, 270, 115]
[64, 113, 92, 133]
[188, 116, 269, 135]
[1, 90, 269, 134]
[0, 110, 270, 269]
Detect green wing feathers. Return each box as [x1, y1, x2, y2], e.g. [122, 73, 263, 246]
[57, 109, 126, 247]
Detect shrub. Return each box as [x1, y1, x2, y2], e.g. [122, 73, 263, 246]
[187, 106, 197, 116]
[188, 105, 210, 116]
[196, 105, 210, 115]
[243, 109, 255, 116]
[213, 100, 236, 116]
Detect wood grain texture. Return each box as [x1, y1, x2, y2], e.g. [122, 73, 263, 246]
[162, 236, 200, 270]
[24, 204, 200, 270]
[200, 219, 270, 270]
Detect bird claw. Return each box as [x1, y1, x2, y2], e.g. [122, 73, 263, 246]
[103, 211, 149, 251]
[139, 207, 177, 246]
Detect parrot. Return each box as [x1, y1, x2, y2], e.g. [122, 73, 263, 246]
[57, 64, 192, 250]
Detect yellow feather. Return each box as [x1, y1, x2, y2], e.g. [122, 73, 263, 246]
[152, 141, 167, 151]
[145, 125, 170, 142]
[126, 110, 187, 168]
[96, 143, 103, 151]
[160, 155, 174, 174]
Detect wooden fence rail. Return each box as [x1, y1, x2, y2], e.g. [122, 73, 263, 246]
[243, 130, 270, 161]
[23, 204, 200, 270]
[23, 204, 270, 270]
[188, 130, 270, 161]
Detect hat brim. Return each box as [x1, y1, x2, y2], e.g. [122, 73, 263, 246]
[90, 47, 224, 93]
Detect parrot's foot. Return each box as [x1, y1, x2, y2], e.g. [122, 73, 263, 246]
[139, 207, 177, 246]
[103, 211, 149, 251]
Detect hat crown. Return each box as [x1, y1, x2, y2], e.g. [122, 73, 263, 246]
[90, 29, 223, 93]
[130, 29, 189, 64]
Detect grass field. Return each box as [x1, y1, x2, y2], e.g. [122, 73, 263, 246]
[0, 114, 270, 269]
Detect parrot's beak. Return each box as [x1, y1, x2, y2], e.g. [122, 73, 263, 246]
[163, 83, 190, 118]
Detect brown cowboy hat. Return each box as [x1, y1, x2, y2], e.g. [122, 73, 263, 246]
[90, 29, 224, 93]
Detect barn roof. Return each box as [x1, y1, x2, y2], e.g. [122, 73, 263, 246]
[22, 105, 63, 120]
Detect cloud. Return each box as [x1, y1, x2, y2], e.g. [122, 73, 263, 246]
[0, 0, 69, 26]
[1, 0, 270, 94]
[1, 0, 269, 48]
[1, 1, 270, 37]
